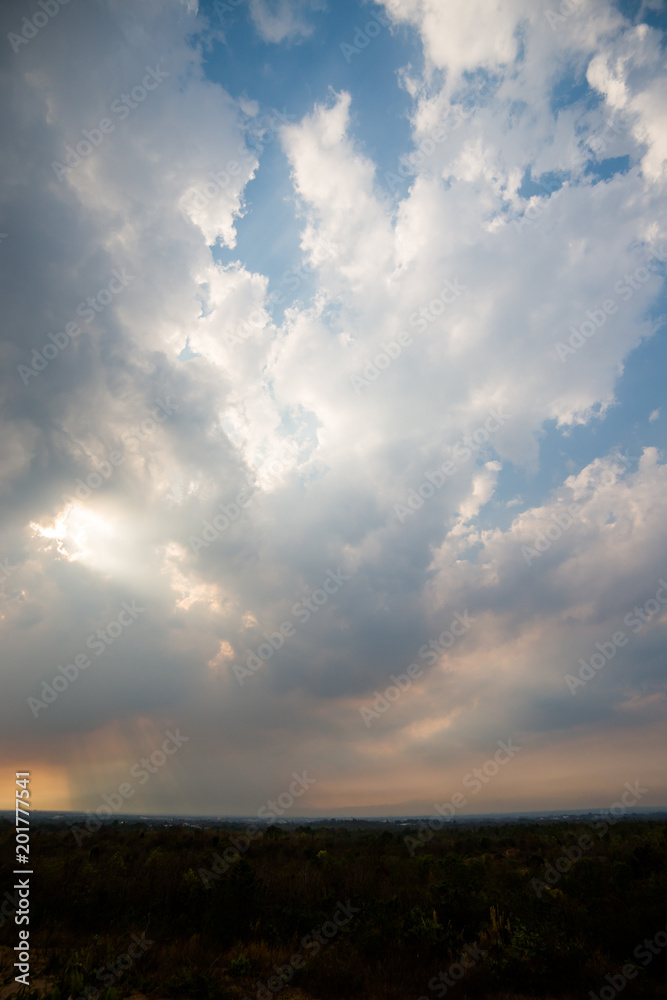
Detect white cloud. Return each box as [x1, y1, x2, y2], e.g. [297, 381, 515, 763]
[1, 0, 666, 812]
[248, 0, 326, 43]
[377, 0, 526, 83]
[587, 23, 667, 182]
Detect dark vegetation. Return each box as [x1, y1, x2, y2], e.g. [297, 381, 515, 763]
[1, 817, 666, 999]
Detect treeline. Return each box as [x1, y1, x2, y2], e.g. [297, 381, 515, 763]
[0, 818, 666, 999]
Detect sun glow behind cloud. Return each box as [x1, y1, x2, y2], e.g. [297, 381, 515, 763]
[30, 505, 107, 560]
[30, 505, 135, 577]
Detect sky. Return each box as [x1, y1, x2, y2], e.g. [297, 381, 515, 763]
[1, 0, 666, 819]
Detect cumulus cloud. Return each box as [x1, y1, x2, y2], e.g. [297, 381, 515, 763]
[0, 0, 665, 814]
